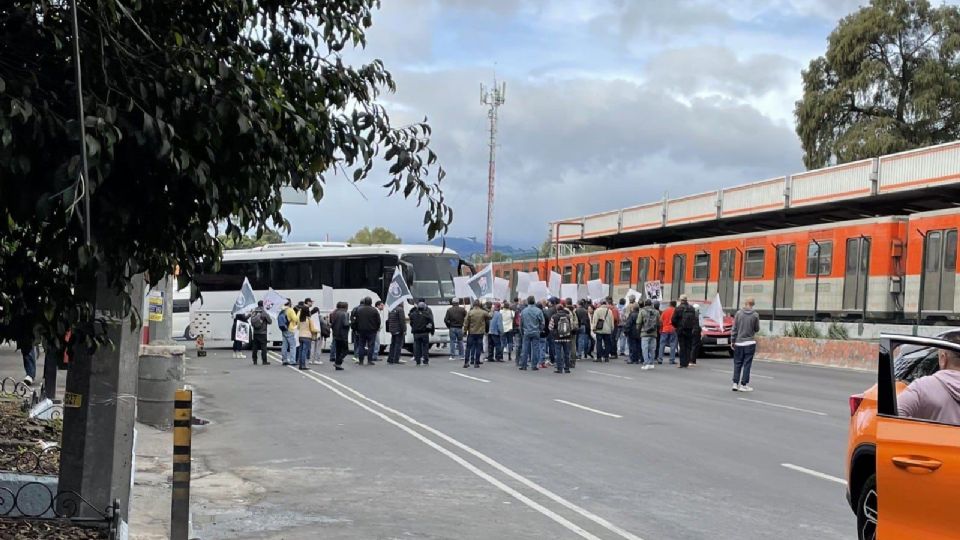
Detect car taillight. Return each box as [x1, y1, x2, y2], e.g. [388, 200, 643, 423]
[849, 394, 864, 416]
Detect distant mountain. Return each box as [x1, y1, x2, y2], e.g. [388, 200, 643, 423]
[428, 237, 530, 259]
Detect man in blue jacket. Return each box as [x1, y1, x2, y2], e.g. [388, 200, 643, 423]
[486, 303, 505, 362]
[519, 296, 545, 371]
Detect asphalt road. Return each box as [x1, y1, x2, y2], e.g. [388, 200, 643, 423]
[185, 347, 875, 540]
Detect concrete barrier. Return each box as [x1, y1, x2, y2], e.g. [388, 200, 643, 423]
[756, 336, 879, 371]
[137, 345, 186, 429]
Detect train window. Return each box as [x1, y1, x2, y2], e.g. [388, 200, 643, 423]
[563, 265, 573, 283]
[693, 253, 710, 280]
[576, 263, 585, 284]
[620, 260, 632, 284]
[806, 242, 833, 276]
[589, 263, 600, 281]
[604, 261, 615, 285]
[671, 255, 686, 300]
[744, 249, 765, 278]
[637, 257, 651, 292]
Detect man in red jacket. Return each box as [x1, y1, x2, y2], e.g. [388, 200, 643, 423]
[660, 300, 678, 365]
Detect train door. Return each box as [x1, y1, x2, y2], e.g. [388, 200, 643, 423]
[718, 249, 736, 307]
[922, 229, 958, 312]
[843, 237, 871, 310]
[671, 254, 686, 300]
[636, 257, 651, 297]
[774, 244, 796, 309]
[605, 260, 615, 297]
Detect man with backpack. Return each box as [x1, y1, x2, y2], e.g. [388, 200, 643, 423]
[548, 301, 574, 374]
[278, 299, 299, 365]
[519, 296, 545, 371]
[248, 301, 273, 365]
[623, 303, 640, 364]
[408, 299, 435, 366]
[671, 295, 699, 369]
[639, 299, 662, 370]
[591, 299, 615, 362]
[575, 300, 591, 361]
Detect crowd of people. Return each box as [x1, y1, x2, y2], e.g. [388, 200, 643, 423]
[233, 293, 763, 390]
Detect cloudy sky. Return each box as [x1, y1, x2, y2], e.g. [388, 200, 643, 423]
[284, 0, 869, 248]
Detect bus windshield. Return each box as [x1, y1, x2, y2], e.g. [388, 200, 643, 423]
[403, 254, 458, 301]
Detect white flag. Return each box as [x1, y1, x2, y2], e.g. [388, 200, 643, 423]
[468, 264, 495, 299]
[261, 288, 286, 317]
[453, 276, 473, 299]
[232, 277, 257, 316]
[704, 293, 726, 330]
[385, 267, 413, 310]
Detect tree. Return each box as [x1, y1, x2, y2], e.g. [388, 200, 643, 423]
[795, 0, 960, 169]
[0, 1, 450, 351]
[348, 226, 401, 245]
[218, 228, 284, 250]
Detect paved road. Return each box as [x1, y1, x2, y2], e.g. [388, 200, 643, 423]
[185, 347, 874, 540]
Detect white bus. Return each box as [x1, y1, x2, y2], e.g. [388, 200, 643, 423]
[189, 242, 473, 349]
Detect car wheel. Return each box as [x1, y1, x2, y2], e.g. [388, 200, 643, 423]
[856, 473, 877, 540]
[184, 325, 197, 340]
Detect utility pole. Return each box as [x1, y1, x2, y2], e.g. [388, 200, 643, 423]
[481, 79, 506, 258]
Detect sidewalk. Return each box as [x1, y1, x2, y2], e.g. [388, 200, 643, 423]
[129, 423, 175, 539]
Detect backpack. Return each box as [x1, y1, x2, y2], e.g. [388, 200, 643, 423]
[319, 317, 331, 338]
[594, 308, 607, 332]
[679, 305, 699, 331]
[250, 311, 267, 332]
[277, 310, 288, 332]
[556, 313, 572, 339]
[640, 308, 659, 334]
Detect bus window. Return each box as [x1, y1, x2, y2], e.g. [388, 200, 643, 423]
[404, 254, 458, 301]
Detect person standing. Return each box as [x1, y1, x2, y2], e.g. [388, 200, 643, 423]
[501, 302, 516, 362]
[386, 303, 407, 365]
[575, 300, 591, 361]
[248, 301, 272, 365]
[312, 308, 328, 365]
[279, 299, 300, 366]
[329, 301, 350, 370]
[444, 298, 467, 361]
[652, 300, 663, 364]
[565, 298, 579, 369]
[543, 299, 558, 366]
[296, 305, 317, 370]
[660, 300, 678, 365]
[591, 300, 615, 362]
[671, 295, 699, 369]
[353, 297, 381, 366]
[487, 303, 505, 362]
[617, 298, 630, 357]
[609, 297, 622, 359]
[639, 300, 661, 370]
[408, 300, 435, 366]
[548, 301, 574, 374]
[519, 296, 545, 371]
[623, 303, 640, 364]
[373, 301, 386, 363]
[231, 312, 248, 358]
[15, 334, 37, 386]
[730, 298, 760, 392]
[464, 300, 491, 368]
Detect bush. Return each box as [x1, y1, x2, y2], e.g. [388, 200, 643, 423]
[827, 322, 850, 341]
[784, 321, 822, 339]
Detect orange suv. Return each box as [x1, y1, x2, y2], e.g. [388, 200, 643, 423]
[846, 333, 960, 540]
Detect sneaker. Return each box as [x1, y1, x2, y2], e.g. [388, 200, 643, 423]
[398, 359, 407, 364]
[739, 385, 754, 392]
[23, 375, 33, 386]
[731, 383, 739, 392]
[335, 366, 344, 371]
[423, 360, 429, 365]
[448, 356, 455, 361]
[564, 369, 571, 373]
[463, 363, 469, 369]
[263, 361, 271, 365]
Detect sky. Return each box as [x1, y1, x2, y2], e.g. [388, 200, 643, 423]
[283, 0, 871, 248]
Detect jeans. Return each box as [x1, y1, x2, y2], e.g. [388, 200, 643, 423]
[22, 347, 37, 379]
[329, 338, 337, 362]
[554, 341, 570, 371]
[467, 334, 484, 366]
[618, 331, 628, 355]
[611, 327, 621, 357]
[357, 332, 376, 364]
[388, 333, 404, 363]
[661, 332, 678, 364]
[596, 333, 613, 360]
[502, 331, 515, 357]
[487, 334, 503, 360]
[449, 327, 464, 358]
[413, 333, 430, 365]
[297, 338, 311, 368]
[628, 336, 641, 363]
[678, 330, 696, 367]
[251, 335, 268, 364]
[521, 333, 541, 369]
[281, 330, 297, 364]
[577, 332, 590, 359]
[641, 336, 658, 366]
[373, 333, 380, 361]
[540, 337, 548, 364]
[733, 343, 757, 385]
[546, 335, 556, 362]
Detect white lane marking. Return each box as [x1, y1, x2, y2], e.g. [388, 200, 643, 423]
[289, 367, 606, 540]
[586, 370, 633, 380]
[711, 368, 774, 380]
[295, 367, 644, 540]
[737, 398, 828, 417]
[554, 399, 623, 419]
[450, 371, 491, 383]
[781, 463, 846, 485]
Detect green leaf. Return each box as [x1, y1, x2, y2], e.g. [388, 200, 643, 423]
[1, 130, 10, 147]
[174, 32, 183, 46]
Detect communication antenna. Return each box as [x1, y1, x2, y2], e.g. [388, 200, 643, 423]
[481, 78, 506, 258]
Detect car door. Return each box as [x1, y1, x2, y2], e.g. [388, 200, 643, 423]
[876, 337, 960, 539]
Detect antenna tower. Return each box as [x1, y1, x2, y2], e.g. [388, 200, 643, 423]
[481, 79, 506, 257]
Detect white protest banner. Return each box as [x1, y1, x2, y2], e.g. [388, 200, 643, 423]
[493, 277, 510, 301]
[468, 264, 495, 299]
[704, 293, 726, 330]
[235, 320, 251, 344]
[577, 284, 590, 302]
[261, 288, 286, 317]
[321, 285, 335, 310]
[644, 280, 663, 303]
[232, 277, 257, 316]
[549, 271, 562, 297]
[626, 289, 642, 302]
[384, 267, 413, 310]
[516, 272, 533, 297]
[587, 279, 605, 300]
[560, 283, 579, 302]
[453, 276, 473, 299]
[529, 281, 550, 302]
